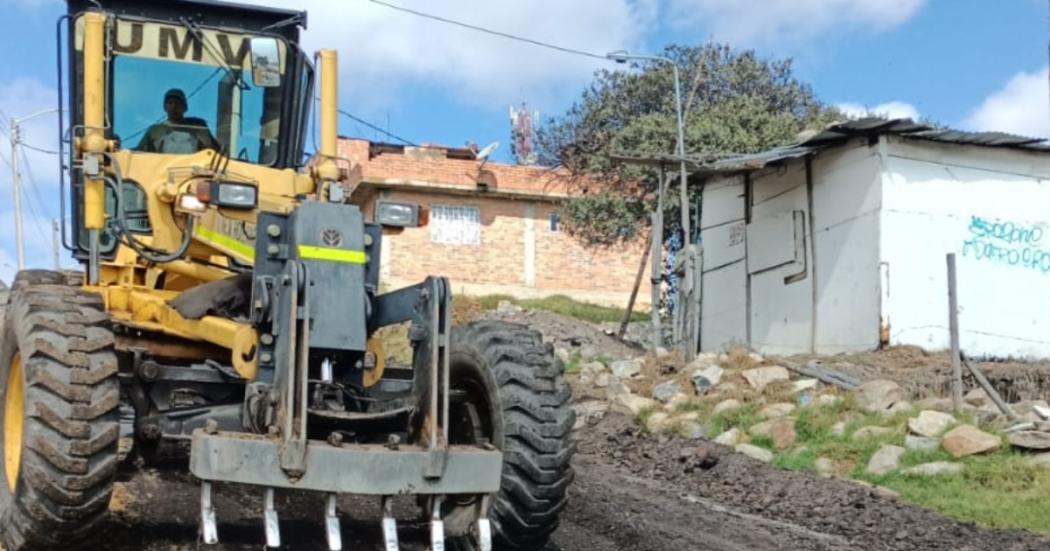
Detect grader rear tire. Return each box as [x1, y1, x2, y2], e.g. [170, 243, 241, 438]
[0, 271, 120, 550]
[445, 320, 575, 551]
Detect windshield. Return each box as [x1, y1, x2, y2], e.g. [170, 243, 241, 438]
[104, 18, 288, 164]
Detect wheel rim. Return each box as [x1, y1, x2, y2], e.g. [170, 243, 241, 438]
[4, 352, 24, 493]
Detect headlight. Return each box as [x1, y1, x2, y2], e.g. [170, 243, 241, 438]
[376, 201, 426, 227]
[197, 181, 258, 210]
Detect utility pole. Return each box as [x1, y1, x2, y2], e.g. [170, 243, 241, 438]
[9, 122, 25, 271]
[8, 108, 59, 272]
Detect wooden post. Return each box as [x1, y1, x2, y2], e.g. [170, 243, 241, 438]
[947, 253, 963, 413]
[649, 166, 667, 352]
[619, 233, 652, 339]
[961, 352, 1020, 421]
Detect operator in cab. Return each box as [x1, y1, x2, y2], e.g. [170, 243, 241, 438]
[136, 88, 219, 154]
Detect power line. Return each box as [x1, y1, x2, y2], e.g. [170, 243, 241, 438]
[337, 108, 416, 146]
[366, 0, 608, 61]
[20, 142, 59, 155]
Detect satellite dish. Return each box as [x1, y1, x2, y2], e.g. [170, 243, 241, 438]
[475, 141, 500, 161]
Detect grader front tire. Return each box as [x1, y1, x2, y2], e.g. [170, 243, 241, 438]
[447, 321, 575, 551]
[0, 271, 120, 550]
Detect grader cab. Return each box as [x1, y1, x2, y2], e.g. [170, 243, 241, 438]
[0, 1, 573, 549]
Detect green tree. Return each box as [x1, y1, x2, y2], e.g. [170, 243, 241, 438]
[538, 43, 841, 246]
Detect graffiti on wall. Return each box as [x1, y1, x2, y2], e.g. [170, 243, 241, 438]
[962, 215, 1050, 274]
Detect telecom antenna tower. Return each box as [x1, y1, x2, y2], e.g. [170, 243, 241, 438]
[510, 102, 539, 165]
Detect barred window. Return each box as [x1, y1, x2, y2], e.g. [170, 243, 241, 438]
[430, 205, 481, 245]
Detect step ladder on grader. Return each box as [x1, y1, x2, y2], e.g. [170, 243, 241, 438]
[0, 1, 574, 549]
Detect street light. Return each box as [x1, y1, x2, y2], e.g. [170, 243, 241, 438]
[606, 50, 690, 247]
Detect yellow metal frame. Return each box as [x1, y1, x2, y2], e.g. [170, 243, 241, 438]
[73, 12, 343, 378]
[4, 353, 24, 493]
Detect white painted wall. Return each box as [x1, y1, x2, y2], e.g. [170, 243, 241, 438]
[700, 175, 748, 350]
[810, 142, 883, 353]
[880, 137, 1050, 359]
[747, 163, 814, 355]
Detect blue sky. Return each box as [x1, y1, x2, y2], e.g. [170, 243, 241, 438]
[1, 0, 1048, 281]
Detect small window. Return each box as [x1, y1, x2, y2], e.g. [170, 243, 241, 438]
[430, 205, 481, 245]
[549, 212, 560, 232]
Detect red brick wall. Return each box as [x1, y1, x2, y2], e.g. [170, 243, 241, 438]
[344, 138, 649, 307]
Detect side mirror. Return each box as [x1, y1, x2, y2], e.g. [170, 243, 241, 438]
[249, 37, 281, 87]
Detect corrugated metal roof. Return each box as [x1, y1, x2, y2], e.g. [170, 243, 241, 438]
[699, 117, 1050, 176]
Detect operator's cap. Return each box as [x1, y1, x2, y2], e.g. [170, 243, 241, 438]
[164, 88, 187, 105]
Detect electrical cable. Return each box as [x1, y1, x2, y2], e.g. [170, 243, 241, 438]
[366, 0, 608, 61]
[337, 107, 416, 146]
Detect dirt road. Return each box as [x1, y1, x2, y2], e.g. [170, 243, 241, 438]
[98, 412, 1050, 551]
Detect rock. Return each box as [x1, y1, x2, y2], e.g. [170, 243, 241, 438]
[873, 486, 900, 499]
[1007, 431, 1050, 451]
[902, 461, 963, 476]
[831, 421, 847, 437]
[571, 401, 609, 429]
[555, 347, 571, 363]
[713, 399, 743, 416]
[792, 379, 819, 393]
[606, 377, 631, 402]
[852, 426, 893, 441]
[1025, 452, 1050, 469]
[663, 393, 691, 412]
[681, 422, 707, 440]
[714, 428, 746, 446]
[758, 403, 796, 419]
[652, 380, 684, 403]
[655, 346, 671, 357]
[610, 358, 643, 379]
[718, 352, 729, 364]
[866, 444, 905, 475]
[813, 394, 843, 408]
[769, 417, 797, 449]
[691, 365, 724, 394]
[741, 366, 790, 390]
[646, 412, 671, 433]
[579, 345, 599, 361]
[714, 382, 738, 394]
[623, 396, 659, 416]
[854, 379, 906, 414]
[964, 387, 992, 408]
[1035, 404, 1050, 420]
[942, 424, 1001, 457]
[594, 372, 612, 388]
[578, 361, 606, 386]
[908, 410, 956, 438]
[815, 457, 837, 478]
[674, 411, 701, 423]
[905, 434, 940, 451]
[749, 420, 774, 438]
[916, 396, 956, 414]
[496, 300, 523, 314]
[686, 352, 720, 370]
[735, 443, 774, 463]
[748, 352, 764, 364]
[883, 400, 913, 417]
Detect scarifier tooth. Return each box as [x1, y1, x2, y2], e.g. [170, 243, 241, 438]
[430, 497, 445, 551]
[264, 488, 281, 548]
[200, 482, 219, 545]
[475, 518, 492, 551]
[325, 494, 342, 551]
[382, 496, 400, 551]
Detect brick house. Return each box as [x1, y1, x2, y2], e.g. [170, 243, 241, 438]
[338, 138, 649, 307]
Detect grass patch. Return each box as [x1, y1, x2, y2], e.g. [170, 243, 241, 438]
[739, 399, 1050, 535]
[477, 294, 648, 324]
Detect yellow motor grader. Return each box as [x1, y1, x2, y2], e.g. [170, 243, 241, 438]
[0, 1, 574, 549]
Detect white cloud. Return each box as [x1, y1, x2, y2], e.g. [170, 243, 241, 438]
[836, 100, 920, 121]
[254, 1, 654, 109]
[963, 67, 1049, 138]
[666, 0, 926, 45]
